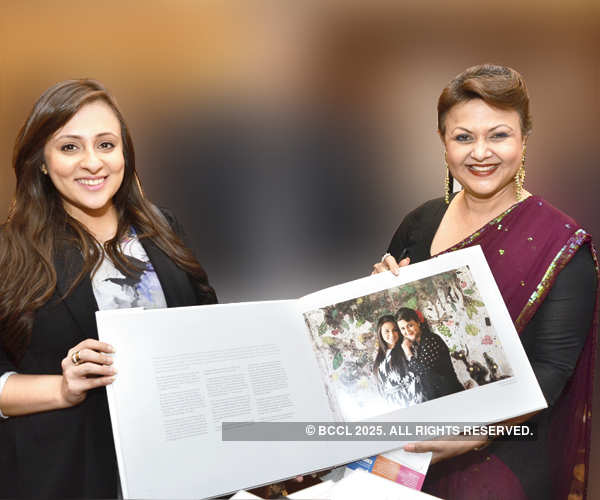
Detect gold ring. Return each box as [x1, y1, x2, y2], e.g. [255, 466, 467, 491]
[71, 350, 81, 365]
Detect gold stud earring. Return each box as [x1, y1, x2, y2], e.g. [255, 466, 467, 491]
[515, 145, 526, 201]
[41, 164, 48, 175]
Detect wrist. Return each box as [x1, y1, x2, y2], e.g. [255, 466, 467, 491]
[56, 375, 77, 409]
[472, 427, 495, 451]
[472, 436, 491, 451]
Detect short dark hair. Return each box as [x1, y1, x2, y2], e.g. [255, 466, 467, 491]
[437, 64, 532, 137]
[395, 307, 421, 324]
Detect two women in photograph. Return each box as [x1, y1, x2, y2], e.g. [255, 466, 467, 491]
[373, 308, 464, 408]
[372, 64, 597, 500]
[0, 80, 217, 498]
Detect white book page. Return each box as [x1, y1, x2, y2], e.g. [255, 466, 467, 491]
[98, 301, 336, 499]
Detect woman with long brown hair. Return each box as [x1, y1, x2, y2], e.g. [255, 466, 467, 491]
[0, 79, 217, 498]
[372, 314, 424, 407]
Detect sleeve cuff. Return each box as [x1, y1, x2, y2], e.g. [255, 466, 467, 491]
[0, 371, 17, 419]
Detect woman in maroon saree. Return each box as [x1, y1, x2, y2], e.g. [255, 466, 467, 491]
[373, 64, 598, 499]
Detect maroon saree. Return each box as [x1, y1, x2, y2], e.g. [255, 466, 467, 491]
[429, 195, 599, 499]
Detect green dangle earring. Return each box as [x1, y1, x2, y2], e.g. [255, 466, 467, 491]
[444, 151, 453, 204]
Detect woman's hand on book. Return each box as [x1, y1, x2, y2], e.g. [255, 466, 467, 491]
[403, 412, 540, 464]
[60, 339, 117, 406]
[402, 436, 489, 464]
[371, 253, 410, 276]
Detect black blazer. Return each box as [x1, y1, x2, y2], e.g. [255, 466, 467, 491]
[0, 219, 217, 498]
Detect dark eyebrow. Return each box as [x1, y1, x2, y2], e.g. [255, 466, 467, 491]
[451, 127, 473, 134]
[450, 124, 514, 135]
[55, 132, 119, 140]
[489, 124, 514, 132]
[55, 134, 82, 140]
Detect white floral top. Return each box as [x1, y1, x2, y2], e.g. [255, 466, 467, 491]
[377, 349, 424, 408]
[91, 229, 167, 311]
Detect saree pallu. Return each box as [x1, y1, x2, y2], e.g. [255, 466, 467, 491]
[426, 195, 598, 500]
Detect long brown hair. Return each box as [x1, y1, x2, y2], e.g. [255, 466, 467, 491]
[0, 79, 215, 365]
[373, 314, 406, 376]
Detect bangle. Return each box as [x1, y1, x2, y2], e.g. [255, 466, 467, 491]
[381, 252, 392, 263]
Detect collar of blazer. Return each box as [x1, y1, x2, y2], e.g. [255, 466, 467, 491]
[53, 235, 196, 339]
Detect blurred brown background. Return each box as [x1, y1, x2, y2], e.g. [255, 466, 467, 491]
[1, 0, 598, 495]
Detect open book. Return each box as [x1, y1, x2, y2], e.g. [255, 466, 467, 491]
[96, 246, 546, 499]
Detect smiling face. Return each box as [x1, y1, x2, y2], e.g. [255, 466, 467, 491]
[442, 98, 525, 202]
[398, 319, 422, 344]
[380, 321, 400, 348]
[43, 100, 125, 222]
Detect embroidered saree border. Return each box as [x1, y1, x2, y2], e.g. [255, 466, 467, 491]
[514, 229, 592, 332]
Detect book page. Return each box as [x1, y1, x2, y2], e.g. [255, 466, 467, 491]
[297, 246, 546, 424]
[98, 301, 337, 499]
